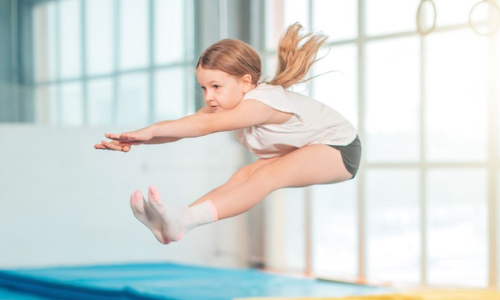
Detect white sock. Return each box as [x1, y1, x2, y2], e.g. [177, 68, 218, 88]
[130, 190, 170, 244]
[148, 185, 218, 242]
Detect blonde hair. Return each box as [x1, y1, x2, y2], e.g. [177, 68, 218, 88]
[266, 23, 328, 89]
[197, 39, 261, 85]
[197, 23, 327, 89]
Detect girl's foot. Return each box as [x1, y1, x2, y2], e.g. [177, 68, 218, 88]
[130, 190, 171, 244]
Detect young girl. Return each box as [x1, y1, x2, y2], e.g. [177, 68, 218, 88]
[94, 23, 361, 245]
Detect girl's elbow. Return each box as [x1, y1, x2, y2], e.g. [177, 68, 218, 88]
[196, 122, 215, 136]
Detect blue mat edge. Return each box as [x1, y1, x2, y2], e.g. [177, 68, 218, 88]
[0, 262, 220, 300]
[0, 262, 385, 300]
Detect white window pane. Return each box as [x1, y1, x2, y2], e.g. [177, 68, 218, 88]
[155, 68, 186, 122]
[313, 0, 357, 42]
[436, 0, 478, 27]
[59, 0, 81, 79]
[366, 169, 420, 284]
[285, 188, 306, 271]
[425, 30, 488, 162]
[284, 0, 309, 30]
[155, 0, 185, 64]
[312, 181, 358, 279]
[265, 0, 309, 51]
[265, 188, 306, 272]
[264, 55, 278, 82]
[265, 0, 281, 51]
[86, 0, 114, 76]
[120, 0, 149, 70]
[426, 169, 488, 287]
[312, 45, 358, 126]
[88, 78, 114, 126]
[33, 2, 57, 82]
[366, 0, 419, 36]
[35, 85, 57, 124]
[60, 82, 83, 126]
[365, 37, 420, 163]
[117, 73, 149, 126]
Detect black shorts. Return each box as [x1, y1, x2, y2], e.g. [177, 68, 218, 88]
[328, 135, 362, 179]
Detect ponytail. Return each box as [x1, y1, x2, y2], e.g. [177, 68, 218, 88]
[266, 23, 327, 89]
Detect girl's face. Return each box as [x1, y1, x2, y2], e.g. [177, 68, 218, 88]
[196, 67, 252, 113]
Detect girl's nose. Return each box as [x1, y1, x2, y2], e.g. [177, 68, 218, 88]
[205, 90, 215, 101]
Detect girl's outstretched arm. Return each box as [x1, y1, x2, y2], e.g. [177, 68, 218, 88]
[94, 106, 210, 151]
[149, 99, 275, 138]
[94, 99, 275, 151]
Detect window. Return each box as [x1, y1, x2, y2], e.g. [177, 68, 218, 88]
[32, 0, 195, 127]
[264, 0, 500, 288]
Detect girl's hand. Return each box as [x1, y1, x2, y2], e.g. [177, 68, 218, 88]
[94, 140, 132, 152]
[106, 127, 154, 144]
[94, 127, 154, 152]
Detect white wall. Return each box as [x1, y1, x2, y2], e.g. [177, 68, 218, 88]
[0, 125, 249, 268]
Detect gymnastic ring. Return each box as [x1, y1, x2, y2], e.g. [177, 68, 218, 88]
[469, 0, 500, 36]
[417, 0, 437, 36]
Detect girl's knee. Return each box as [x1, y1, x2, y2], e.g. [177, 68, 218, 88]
[247, 165, 282, 190]
[229, 164, 255, 183]
[228, 158, 277, 184]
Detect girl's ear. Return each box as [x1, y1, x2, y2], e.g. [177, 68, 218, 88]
[241, 74, 253, 93]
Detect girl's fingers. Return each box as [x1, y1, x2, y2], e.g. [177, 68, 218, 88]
[105, 133, 123, 141]
[119, 133, 136, 141]
[96, 135, 133, 151]
[101, 140, 126, 151]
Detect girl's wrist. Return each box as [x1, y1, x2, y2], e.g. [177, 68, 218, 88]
[149, 124, 158, 139]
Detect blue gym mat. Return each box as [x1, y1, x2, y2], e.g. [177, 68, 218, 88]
[0, 262, 386, 300]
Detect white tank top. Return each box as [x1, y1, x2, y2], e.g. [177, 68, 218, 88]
[232, 83, 357, 158]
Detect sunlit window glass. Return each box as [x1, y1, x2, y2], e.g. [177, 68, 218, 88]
[86, 0, 114, 76]
[312, 45, 358, 126]
[117, 73, 149, 126]
[155, 0, 185, 64]
[88, 79, 114, 126]
[155, 68, 186, 122]
[265, 0, 309, 51]
[365, 37, 420, 163]
[312, 181, 358, 280]
[285, 188, 306, 272]
[425, 30, 488, 162]
[119, 0, 149, 70]
[284, 0, 309, 29]
[436, 0, 478, 28]
[366, 169, 420, 284]
[313, 0, 357, 41]
[60, 82, 83, 126]
[33, 2, 57, 82]
[59, 0, 81, 79]
[35, 85, 57, 124]
[426, 169, 487, 288]
[365, 0, 419, 36]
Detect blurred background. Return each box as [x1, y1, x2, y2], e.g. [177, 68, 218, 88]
[1, 0, 500, 290]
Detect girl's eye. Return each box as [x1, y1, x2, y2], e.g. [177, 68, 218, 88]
[213, 85, 220, 89]
[200, 86, 206, 91]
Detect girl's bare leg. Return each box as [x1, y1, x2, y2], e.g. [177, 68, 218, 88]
[129, 157, 277, 241]
[211, 145, 352, 219]
[132, 145, 352, 242]
[188, 157, 278, 207]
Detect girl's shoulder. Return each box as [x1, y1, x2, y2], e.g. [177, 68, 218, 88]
[243, 83, 303, 123]
[244, 83, 287, 101]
